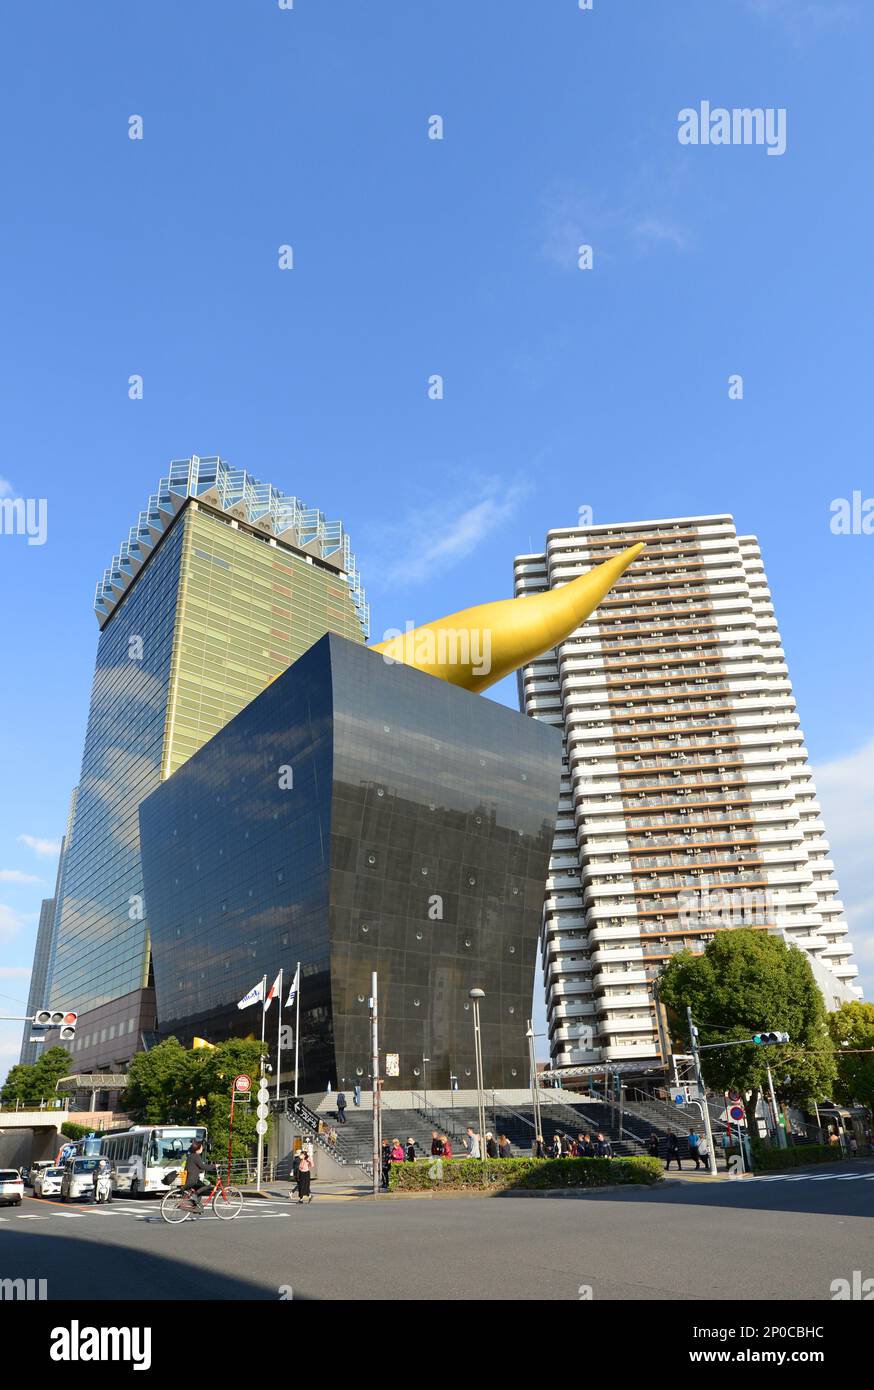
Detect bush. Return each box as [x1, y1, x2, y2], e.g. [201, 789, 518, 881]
[60, 1121, 91, 1140]
[387, 1155, 662, 1193]
[751, 1143, 843, 1172]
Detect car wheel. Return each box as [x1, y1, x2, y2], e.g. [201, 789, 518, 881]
[14, 1199, 21, 1206]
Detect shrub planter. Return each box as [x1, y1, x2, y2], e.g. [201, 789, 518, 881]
[387, 1155, 662, 1194]
[751, 1143, 845, 1172]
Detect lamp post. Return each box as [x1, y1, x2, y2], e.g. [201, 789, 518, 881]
[526, 1021, 542, 1146]
[469, 988, 486, 1161]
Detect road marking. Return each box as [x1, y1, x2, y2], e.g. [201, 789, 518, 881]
[16, 1214, 48, 1219]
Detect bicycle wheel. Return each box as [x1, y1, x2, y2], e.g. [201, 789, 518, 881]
[212, 1184, 243, 1219]
[161, 1188, 192, 1224]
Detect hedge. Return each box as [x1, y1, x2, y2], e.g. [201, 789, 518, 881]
[751, 1143, 844, 1172]
[60, 1121, 91, 1140]
[387, 1155, 662, 1192]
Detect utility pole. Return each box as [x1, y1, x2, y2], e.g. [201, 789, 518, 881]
[686, 1006, 718, 1177]
[526, 1021, 542, 1144]
[370, 971, 380, 1197]
[765, 1063, 787, 1149]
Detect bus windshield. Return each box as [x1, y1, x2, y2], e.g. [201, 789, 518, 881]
[148, 1130, 205, 1166]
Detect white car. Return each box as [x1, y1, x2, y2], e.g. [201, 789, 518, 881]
[33, 1166, 66, 1198]
[0, 1169, 24, 1206]
[59, 1158, 100, 1202]
[25, 1160, 54, 1188]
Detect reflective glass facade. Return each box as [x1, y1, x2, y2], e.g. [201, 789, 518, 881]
[50, 482, 366, 1074]
[141, 635, 562, 1090]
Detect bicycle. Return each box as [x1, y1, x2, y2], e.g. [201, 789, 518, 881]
[160, 1170, 243, 1224]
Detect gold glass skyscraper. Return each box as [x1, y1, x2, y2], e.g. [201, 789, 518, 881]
[48, 457, 367, 1076]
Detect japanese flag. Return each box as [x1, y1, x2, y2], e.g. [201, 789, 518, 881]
[264, 971, 282, 1012]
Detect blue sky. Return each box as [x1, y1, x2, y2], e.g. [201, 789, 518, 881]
[1, 0, 872, 1078]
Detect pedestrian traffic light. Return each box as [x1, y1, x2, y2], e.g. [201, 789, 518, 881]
[752, 1031, 790, 1045]
[58, 1012, 78, 1041]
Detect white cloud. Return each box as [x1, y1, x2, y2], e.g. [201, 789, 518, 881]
[0, 904, 29, 938]
[17, 834, 61, 858]
[814, 737, 874, 998]
[541, 186, 692, 270]
[372, 476, 531, 589]
[745, 0, 857, 42]
[0, 869, 41, 884]
[0, 967, 31, 980]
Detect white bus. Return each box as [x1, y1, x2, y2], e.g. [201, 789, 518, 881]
[100, 1125, 208, 1196]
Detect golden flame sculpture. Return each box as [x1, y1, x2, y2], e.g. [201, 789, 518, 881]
[372, 542, 644, 693]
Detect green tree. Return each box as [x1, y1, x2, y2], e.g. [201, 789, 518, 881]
[1, 1047, 71, 1107]
[828, 1001, 874, 1109]
[193, 1039, 264, 1167]
[121, 1037, 194, 1124]
[658, 930, 836, 1122]
[1, 1063, 36, 1107]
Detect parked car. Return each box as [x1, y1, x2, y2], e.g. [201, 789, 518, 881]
[59, 1157, 100, 1202]
[33, 1165, 66, 1198]
[0, 1169, 24, 1206]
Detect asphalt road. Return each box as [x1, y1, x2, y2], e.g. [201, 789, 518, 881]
[2, 1166, 872, 1301]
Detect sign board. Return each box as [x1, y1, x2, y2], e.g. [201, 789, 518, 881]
[234, 1074, 252, 1093]
[670, 1089, 686, 1106]
[385, 1052, 400, 1078]
[256, 1119, 268, 1136]
[256, 1102, 269, 1121]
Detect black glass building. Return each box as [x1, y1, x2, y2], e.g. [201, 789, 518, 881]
[139, 634, 562, 1091]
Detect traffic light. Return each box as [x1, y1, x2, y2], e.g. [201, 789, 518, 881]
[752, 1031, 790, 1045]
[33, 1009, 77, 1040]
[59, 1012, 78, 1041]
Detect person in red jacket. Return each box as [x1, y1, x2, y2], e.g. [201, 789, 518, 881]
[441, 1135, 453, 1158]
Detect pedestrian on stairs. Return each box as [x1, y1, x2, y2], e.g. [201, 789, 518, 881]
[337, 1091, 347, 1125]
[353, 1083, 361, 1107]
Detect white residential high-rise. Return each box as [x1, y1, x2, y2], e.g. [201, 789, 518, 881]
[514, 515, 860, 1077]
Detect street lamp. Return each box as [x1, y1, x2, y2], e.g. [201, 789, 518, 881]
[469, 988, 486, 1160]
[526, 1021, 542, 1145]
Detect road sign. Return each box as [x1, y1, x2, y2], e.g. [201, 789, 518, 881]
[233, 1074, 251, 1093]
[670, 1089, 686, 1106]
[256, 1102, 269, 1120]
[256, 1119, 268, 1136]
[729, 1104, 745, 1122]
[257, 1086, 270, 1103]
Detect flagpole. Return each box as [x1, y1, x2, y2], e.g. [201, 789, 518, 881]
[294, 960, 301, 1098]
[256, 974, 267, 1195]
[259, 974, 267, 1048]
[275, 967, 283, 1101]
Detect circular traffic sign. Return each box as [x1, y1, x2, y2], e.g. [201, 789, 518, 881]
[256, 1119, 268, 1136]
[729, 1105, 745, 1121]
[234, 1074, 252, 1093]
[256, 1102, 269, 1120]
[257, 1087, 270, 1103]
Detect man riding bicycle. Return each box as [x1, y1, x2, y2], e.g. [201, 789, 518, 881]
[182, 1139, 209, 1214]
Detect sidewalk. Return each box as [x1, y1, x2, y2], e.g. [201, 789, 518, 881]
[240, 1178, 372, 1201]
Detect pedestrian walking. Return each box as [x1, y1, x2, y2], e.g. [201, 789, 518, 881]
[353, 1082, 361, 1107]
[687, 1127, 704, 1169]
[297, 1151, 313, 1204]
[498, 1134, 512, 1159]
[551, 1134, 562, 1160]
[647, 1132, 660, 1160]
[430, 1131, 444, 1156]
[390, 1138, 405, 1163]
[485, 1132, 499, 1159]
[405, 1137, 417, 1163]
[337, 1091, 347, 1125]
[533, 1134, 546, 1159]
[665, 1134, 682, 1171]
[465, 1127, 481, 1159]
[849, 1133, 859, 1158]
[380, 1139, 391, 1189]
[441, 1135, 453, 1159]
[595, 1132, 612, 1158]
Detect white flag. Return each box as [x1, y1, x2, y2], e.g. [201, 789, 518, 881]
[285, 964, 300, 1008]
[264, 971, 282, 1012]
[237, 978, 265, 1010]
